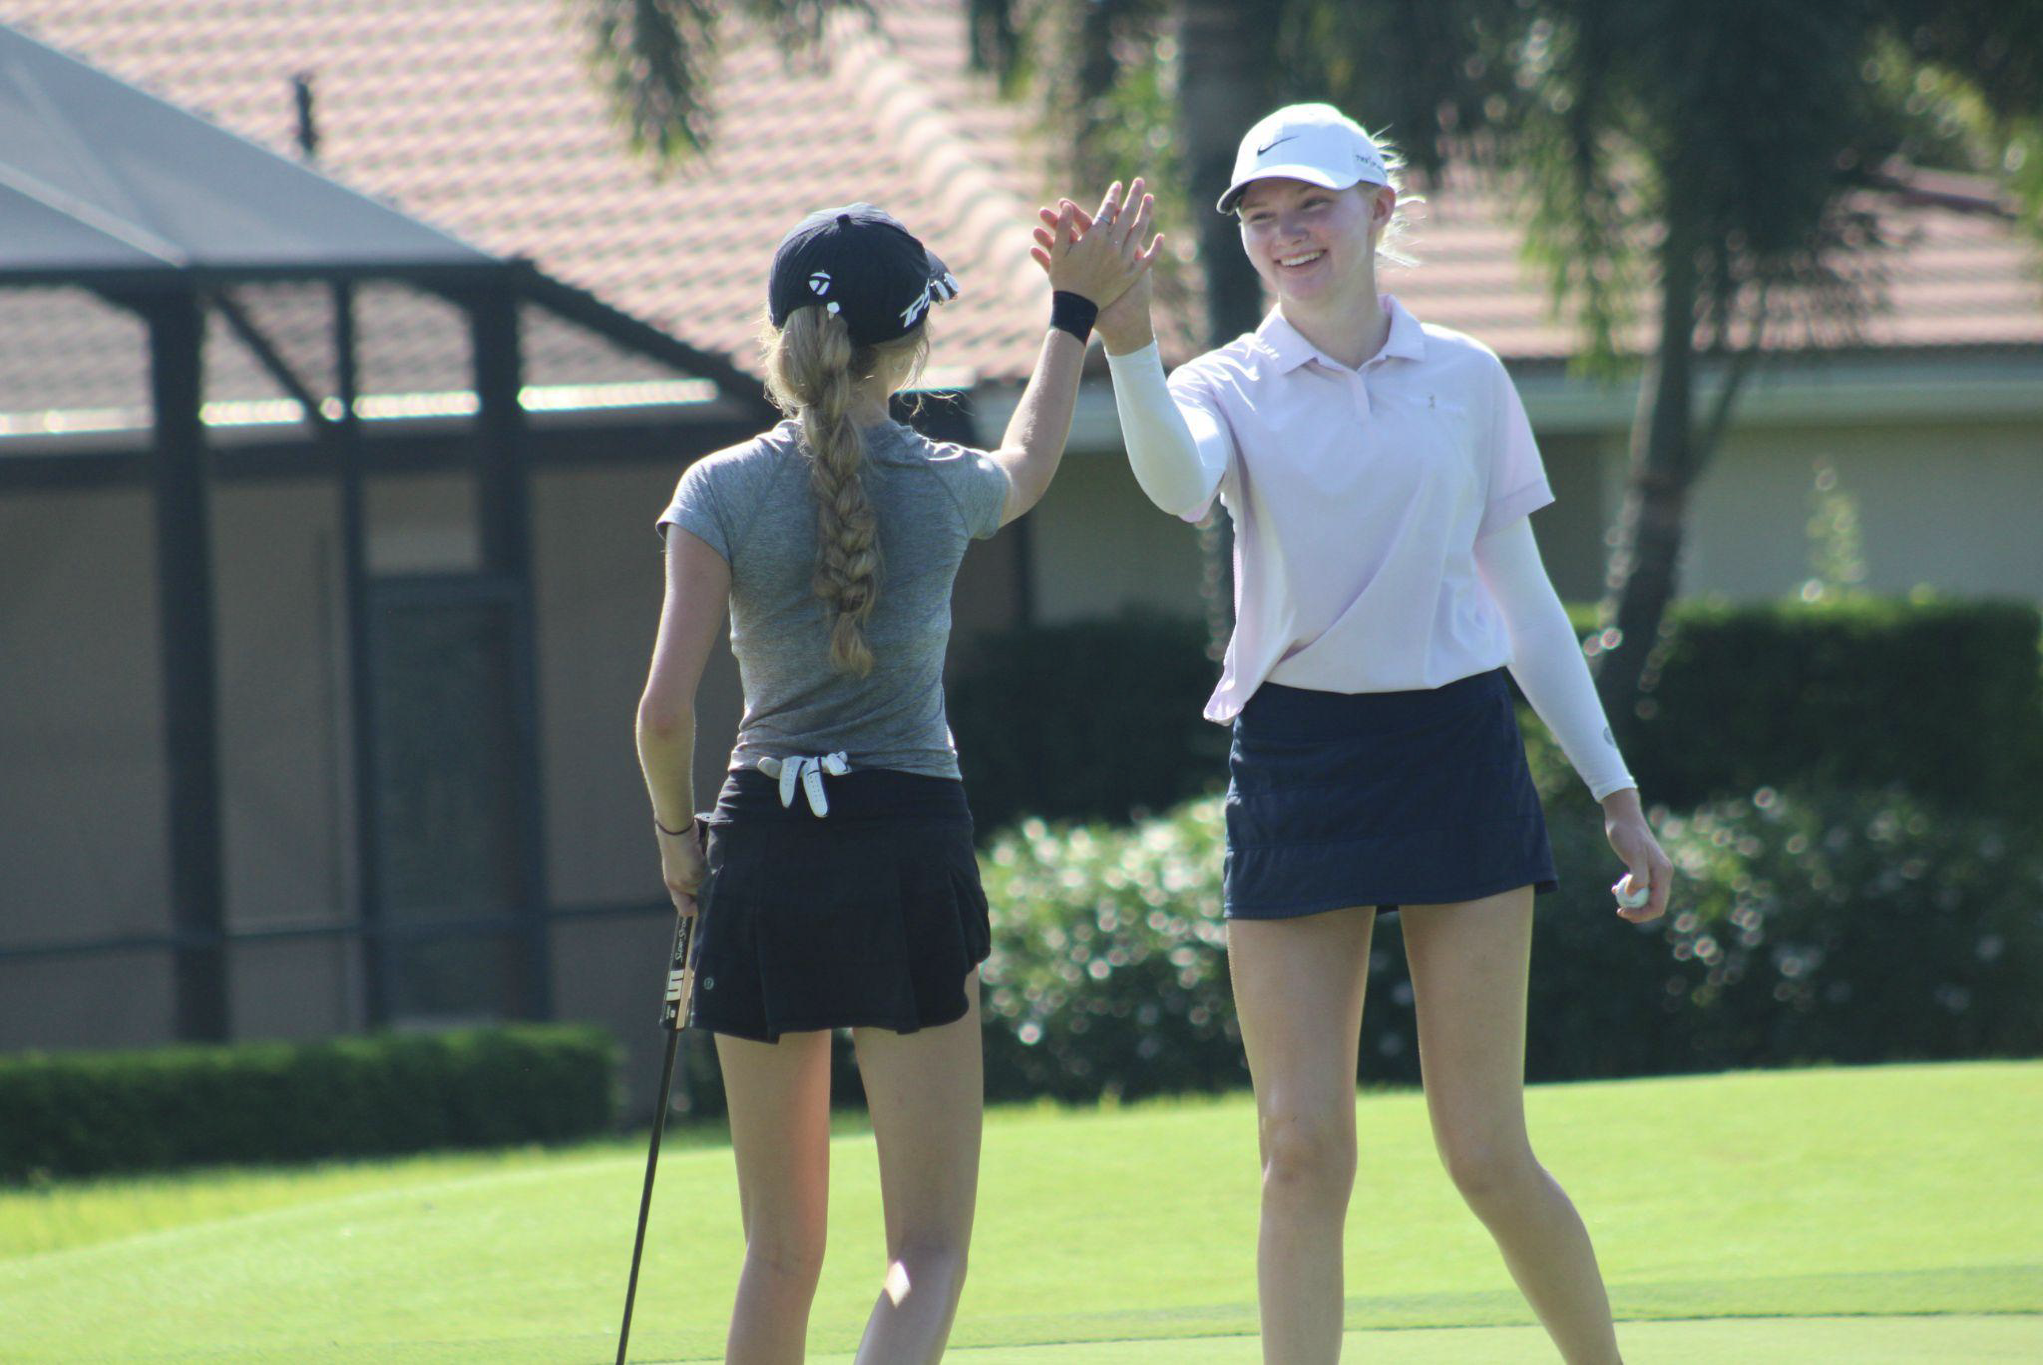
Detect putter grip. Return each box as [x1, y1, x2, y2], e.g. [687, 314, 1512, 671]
[659, 817, 711, 1031]
[660, 915, 695, 1031]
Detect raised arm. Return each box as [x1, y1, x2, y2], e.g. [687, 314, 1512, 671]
[1038, 200, 1228, 519]
[1103, 342, 1230, 519]
[992, 179, 1163, 526]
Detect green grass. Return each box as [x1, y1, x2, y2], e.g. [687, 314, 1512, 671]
[923, 1316, 2043, 1361]
[1, 1062, 2038, 1362]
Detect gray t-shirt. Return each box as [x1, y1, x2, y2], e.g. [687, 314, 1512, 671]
[658, 417, 1010, 779]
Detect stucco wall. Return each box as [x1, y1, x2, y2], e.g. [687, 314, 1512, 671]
[1023, 454, 1206, 625]
[211, 479, 359, 1039]
[0, 488, 175, 1049]
[0, 488, 169, 948]
[1680, 419, 2043, 601]
[1024, 416, 2040, 625]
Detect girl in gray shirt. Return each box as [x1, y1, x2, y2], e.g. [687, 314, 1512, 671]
[636, 189, 1157, 1361]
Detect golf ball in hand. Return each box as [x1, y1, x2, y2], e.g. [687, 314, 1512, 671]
[1611, 875, 1650, 910]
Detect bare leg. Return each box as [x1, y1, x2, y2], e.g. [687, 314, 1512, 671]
[1401, 888, 1622, 1364]
[1228, 908, 1376, 1365]
[847, 976, 985, 1365]
[716, 1029, 834, 1365]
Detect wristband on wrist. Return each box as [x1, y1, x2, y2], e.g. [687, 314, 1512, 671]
[1050, 290, 1098, 343]
[653, 814, 692, 838]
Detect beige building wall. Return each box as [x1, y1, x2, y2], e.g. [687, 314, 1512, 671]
[211, 469, 495, 1042]
[0, 486, 175, 1050]
[0, 463, 658, 1054]
[212, 479, 360, 1040]
[1682, 419, 2043, 601]
[1024, 409, 2040, 626]
[1024, 454, 1206, 624]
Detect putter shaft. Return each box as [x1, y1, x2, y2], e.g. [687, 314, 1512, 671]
[617, 909, 698, 1364]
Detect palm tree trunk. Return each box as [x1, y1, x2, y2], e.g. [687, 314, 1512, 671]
[1594, 221, 1699, 734]
[1177, 0, 1274, 658]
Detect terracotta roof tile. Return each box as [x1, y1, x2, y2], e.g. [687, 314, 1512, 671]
[3, 0, 2038, 416]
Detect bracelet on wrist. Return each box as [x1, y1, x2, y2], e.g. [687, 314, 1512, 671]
[653, 814, 692, 838]
[1050, 290, 1098, 344]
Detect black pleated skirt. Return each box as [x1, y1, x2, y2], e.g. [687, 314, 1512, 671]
[688, 767, 991, 1042]
[1223, 668, 1558, 919]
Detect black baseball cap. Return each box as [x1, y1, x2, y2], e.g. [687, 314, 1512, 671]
[767, 204, 959, 347]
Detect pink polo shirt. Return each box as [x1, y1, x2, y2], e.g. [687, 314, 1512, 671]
[1169, 296, 1553, 723]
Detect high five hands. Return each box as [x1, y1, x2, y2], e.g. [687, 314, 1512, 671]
[1032, 178, 1163, 339]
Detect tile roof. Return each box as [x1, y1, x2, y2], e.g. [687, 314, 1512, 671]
[1383, 166, 2043, 361]
[0, 0, 1064, 405]
[2, 0, 2039, 411]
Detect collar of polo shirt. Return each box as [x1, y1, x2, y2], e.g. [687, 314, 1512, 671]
[1253, 296, 1429, 373]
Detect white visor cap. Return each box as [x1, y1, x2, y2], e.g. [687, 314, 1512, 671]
[1218, 103, 1390, 215]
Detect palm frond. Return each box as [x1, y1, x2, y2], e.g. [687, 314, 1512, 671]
[572, 0, 869, 167]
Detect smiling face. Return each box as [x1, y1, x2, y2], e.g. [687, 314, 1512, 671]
[1235, 177, 1394, 309]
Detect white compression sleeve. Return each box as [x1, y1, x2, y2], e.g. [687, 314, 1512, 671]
[1104, 341, 1230, 519]
[1473, 518, 1637, 801]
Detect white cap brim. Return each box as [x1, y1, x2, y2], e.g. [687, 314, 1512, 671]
[1217, 163, 1378, 215]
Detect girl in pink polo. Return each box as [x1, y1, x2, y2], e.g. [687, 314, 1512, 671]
[1046, 104, 1673, 1362]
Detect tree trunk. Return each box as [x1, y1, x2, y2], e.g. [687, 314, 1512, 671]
[1593, 222, 1699, 737]
[1177, 0, 1274, 657]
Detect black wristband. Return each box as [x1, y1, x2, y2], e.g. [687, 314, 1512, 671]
[1050, 290, 1098, 343]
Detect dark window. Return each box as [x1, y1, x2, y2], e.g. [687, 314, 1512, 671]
[369, 578, 531, 1023]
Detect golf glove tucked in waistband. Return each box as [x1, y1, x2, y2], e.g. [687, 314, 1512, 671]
[757, 752, 851, 817]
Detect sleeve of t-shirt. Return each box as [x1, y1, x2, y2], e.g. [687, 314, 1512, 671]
[1163, 359, 1238, 524]
[1477, 353, 1555, 539]
[655, 456, 731, 561]
[929, 441, 1012, 540]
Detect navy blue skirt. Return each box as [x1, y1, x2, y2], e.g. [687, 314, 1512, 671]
[690, 768, 991, 1042]
[1224, 669, 1558, 919]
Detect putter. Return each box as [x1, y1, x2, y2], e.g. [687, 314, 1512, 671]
[616, 827, 707, 1365]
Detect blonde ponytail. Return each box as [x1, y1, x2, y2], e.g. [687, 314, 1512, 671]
[761, 307, 928, 676]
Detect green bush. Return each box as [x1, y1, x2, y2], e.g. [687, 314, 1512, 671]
[1602, 597, 2043, 813]
[948, 610, 1227, 835]
[0, 1023, 618, 1183]
[977, 803, 1242, 1102]
[1646, 785, 2043, 1067]
[949, 599, 2043, 829]
[973, 788, 2043, 1102]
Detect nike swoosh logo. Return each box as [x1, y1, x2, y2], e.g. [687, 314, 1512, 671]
[1256, 134, 1296, 155]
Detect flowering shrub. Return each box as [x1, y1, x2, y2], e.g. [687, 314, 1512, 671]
[975, 786, 2043, 1101]
[976, 799, 1243, 1101]
[1649, 785, 2043, 1066]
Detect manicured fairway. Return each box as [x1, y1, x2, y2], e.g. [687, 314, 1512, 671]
[900, 1316, 2043, 1361]
[1, 1062, 2037, 1362]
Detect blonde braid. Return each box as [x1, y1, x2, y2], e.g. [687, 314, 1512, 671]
[761, 308, 928, 676]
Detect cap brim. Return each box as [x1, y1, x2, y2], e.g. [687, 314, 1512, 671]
[1216, 164, 1373, 215]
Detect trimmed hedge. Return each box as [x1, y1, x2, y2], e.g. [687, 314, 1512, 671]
[948, 610, 1228, 835]
[1594, 597, 2043, 813]
[0, 1023, 618, 1183]
[949, 599, 2043, 827]
[974, 788, 2043, 1101]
